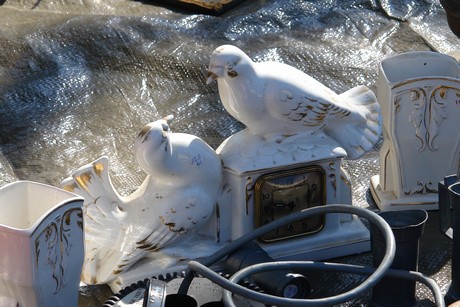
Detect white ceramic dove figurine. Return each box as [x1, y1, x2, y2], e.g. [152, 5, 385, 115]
[61, 116, 223, 284]
[207, 45, 381, 159]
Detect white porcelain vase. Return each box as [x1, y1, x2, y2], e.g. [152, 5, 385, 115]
[0, 181, 84, 307]
[371, 51, 460, 210]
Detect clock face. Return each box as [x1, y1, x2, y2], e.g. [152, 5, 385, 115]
[254, 166, 326, 242]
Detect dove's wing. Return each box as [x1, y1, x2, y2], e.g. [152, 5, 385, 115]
[101, 186, 215, 279]
[134, 188, 215, 252]
[257, 61, 363, 129]
[259, 61, 380, 158]
[277, 89, 351, 128]
[263, 83, 350, 131]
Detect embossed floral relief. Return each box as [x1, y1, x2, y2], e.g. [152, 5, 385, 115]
[404, 180, 438, 195]
[392, 84, 460, 195]
[394, 85, 460, 152]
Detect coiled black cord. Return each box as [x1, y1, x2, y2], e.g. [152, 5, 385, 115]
[190, 260, 444, 307]
[179, 204, 402, 306]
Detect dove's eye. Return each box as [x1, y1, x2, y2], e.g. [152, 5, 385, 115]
[226, 61, 238, 78]
[161, 124, 169, 132]
[227, 70, 238, 78]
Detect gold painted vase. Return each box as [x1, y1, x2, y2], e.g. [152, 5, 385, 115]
[371, 51, 460, 210]
[0, 181, 84, 307]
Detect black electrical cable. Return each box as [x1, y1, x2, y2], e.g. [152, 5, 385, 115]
[189, 260, 444, 307]
[180, 204, 397, 306]
[237, 262, 442, 306]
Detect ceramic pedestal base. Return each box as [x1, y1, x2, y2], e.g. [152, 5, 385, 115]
[260, 216, 370, 262]
[370, 175, 439, 211]
[217, 129, 371, 261]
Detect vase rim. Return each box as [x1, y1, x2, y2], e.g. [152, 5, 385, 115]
[0, 180, 83, 232]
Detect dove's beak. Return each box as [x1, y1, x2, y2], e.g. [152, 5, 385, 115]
[206, 71, 218, 84]
[163, 114, 174, 124]
[206, 64, 224, 84]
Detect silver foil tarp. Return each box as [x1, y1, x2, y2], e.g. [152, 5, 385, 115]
[0, 0, 457, 306]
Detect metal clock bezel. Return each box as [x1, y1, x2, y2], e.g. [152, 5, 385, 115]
[254, 166, 326, 243]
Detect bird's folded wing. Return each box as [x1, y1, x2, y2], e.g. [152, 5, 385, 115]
[135, 191, 211, 252]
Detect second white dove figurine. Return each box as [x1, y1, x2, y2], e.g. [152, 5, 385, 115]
[207, 45, 381, 159]
[61, 115, 223, 285]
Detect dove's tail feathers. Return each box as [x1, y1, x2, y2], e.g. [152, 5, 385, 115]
[61, 156, 122, 205]
[328, 85, 381, 159]
[60, 156, 127, 284]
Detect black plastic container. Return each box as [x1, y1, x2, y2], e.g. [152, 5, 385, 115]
[441, 0, 460, 37]
[439, 174, 457, 238]
[370, 210, 428, 307]
[445, 182, 460, 305]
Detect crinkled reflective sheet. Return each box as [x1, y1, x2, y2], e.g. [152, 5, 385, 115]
[0, 0, 458, 305]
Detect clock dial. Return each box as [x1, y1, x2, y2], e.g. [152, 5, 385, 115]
[255, 166, 326, 242]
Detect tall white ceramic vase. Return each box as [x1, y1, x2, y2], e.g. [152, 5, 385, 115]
[371, 51, 460, 210]
[0, 181, 84, 307]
